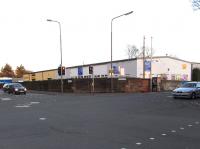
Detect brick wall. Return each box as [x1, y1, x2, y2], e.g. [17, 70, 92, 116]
[22, 78, 150, 93]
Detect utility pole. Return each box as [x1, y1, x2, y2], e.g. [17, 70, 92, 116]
[143, 36, 146, 79]
[150, 36, 153, 91]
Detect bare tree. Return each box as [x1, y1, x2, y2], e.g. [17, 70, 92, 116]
[126, 45, 140, 59]
[137, 46, 155, 58]
[192, 0, 200, 10]
[126, 45, 155, 59]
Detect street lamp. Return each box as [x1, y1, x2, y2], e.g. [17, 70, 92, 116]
[111, 11, 133, 92]
[47, 19, 64, 93]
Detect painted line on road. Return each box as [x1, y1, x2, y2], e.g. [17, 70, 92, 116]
[1, 98, 13, 101]
[180, 127, 184, 130]
[188, 124, 193, 127]
[30, 102, 40, 105]
[195, 121, 199, 125]
[149, 137, 155, 140]
[15, 105, 30, 108]
[171, 130, 176, 133]
[136, 142, 142, 145]
[39, 118, 47, 121]
[161, 133, 167, 136]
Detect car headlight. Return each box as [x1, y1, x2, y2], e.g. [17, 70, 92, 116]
[24, 88, 27, 91]
[15, 88, 18, 91]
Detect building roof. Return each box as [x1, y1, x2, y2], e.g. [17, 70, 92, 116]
[25, 56, 197, 74]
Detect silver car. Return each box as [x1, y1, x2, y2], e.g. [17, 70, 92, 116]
[172, 82, 200, 99]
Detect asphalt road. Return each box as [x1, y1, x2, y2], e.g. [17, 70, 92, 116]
[0, 90, 200, 149]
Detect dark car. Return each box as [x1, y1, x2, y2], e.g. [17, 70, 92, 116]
[4, 83, 27, 95]
[172, 82, 200, 99]
[3, 83, 9, 92]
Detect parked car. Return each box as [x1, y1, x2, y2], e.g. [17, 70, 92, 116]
[3, 83, 9, 92]
[172, 82, 200, 99]
[3, 83, 27, 95]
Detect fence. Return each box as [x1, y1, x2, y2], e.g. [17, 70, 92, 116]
[22, 78, 150, 93]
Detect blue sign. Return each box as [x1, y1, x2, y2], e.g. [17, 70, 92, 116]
[145, 61, 151, 72]
[113, 65, 119, 74]
[78, 67, 83, 76]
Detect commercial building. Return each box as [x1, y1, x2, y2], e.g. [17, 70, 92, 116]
[23, 56, 198, 82]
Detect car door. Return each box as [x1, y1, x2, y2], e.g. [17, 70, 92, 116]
[196, 83, 200, 97]
[8, 85, 14, 93]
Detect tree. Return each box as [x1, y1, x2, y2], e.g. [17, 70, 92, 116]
[0, 64, 15, 77]
[192, 0, 200, 10]
[126, 45, 140, 59]
[15, 64, 28, 78]
[126, 45, 155, 59]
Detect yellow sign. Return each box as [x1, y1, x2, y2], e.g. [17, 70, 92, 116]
[182, 64, 187, 70]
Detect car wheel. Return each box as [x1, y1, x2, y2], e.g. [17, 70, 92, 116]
[191, 92, 196, 99]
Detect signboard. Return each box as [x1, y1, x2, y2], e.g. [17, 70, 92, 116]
[145, 60, 151, 72]
[113, 65, 119, 74]
[182, 64, 187, 70]
[78, 67, 83, 76]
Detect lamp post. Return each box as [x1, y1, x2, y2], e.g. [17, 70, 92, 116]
[47, 19, 63, 93]
[111, 11, 133, 92]
[150, 36, 153, 92]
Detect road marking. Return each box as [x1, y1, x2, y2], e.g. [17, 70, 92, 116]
[180, 127, 184, 130]
[39, 118, 46, 120]
[1, 98, 12, 101]
[30, 102, 40, 105]
[136, 142, 142, 145]
[195, 121, 199, 125]
[171, 130, 176, 133]
[15, 105, 30, 108]
[188, 124, 193, 127]
[162, 133, 167, 136]
[149, 137, 155, 140]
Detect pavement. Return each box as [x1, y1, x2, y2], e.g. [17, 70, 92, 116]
[0, 90, 200, 149]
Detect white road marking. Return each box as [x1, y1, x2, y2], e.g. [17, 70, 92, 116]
[39, 118, 46, 120]
[188, 124, 193, 127]
[30, 102, 40, 105]
[136, 142, 142, 145]
[171, 130, 176, 133]
[180, 127, 184, 130]
[1, 98, 12, 101]
[15, 105, 30, 108]
[195, 122, 199, 124]
[149, 137, 155, 140]
[162, 133, 167, 136]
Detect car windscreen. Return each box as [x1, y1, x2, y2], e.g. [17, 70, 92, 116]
[181, 83, 196, 88]
[13, 84, 23, 88]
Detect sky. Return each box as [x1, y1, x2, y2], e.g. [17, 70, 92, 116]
[0, 0, 200, 72]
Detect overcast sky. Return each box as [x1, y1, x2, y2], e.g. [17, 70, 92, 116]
[0, 0, 199, 71]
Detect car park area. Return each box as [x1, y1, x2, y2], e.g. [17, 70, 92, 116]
[0, 91, 200, 149]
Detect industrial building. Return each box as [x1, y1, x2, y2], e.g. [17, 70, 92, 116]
[23, 56, 198, 82]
